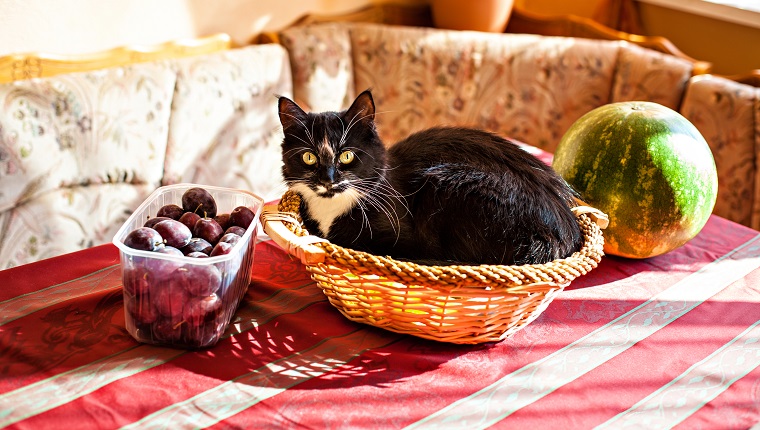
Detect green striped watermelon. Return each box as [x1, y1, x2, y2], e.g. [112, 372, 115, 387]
[553, 101, 718, 259]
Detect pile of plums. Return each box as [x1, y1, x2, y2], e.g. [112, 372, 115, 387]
[123, 186, 255, 258]
[121, 186, 256, 348]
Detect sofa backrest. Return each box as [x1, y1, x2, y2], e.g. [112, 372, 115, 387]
[161, 44, 291, 202]
[279, 22, 694, 153]
[280, 22, 760, 232]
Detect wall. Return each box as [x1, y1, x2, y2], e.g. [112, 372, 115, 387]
[0, 0, 423, 56]
[515, 0, 602, 18]
[516, 0, 760, 75]
[636, 2, 760, 75]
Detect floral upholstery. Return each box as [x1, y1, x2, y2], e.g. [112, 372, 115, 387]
[0, 44, 292, 268]
[349, 24, 623, 152]
[680, 75, 760, 229]
[610, 42, 692, 110]
[0, 65, 176, 268]
[281, 23, 694, 154]
[0, 66, 175, 211]
[274, 22, 760, 232]
[277, 22, 760, 232]
[0, 184, 156, 268]
[161, 44, 292, 202]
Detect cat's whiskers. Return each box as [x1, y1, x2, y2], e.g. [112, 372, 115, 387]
[283, 134, 311, 149]
[346, 176, 405, 242]
[372, 167, 418, 204]
[283, 146, 307, 160]
[352, 199, 373, 241]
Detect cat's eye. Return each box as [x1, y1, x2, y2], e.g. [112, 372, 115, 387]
[339, 150, 355, 164]
[302, 152, 317, 166]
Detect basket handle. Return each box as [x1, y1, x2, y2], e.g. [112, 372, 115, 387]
[572, 199, 609, 229]
[261, 204, 327, 265]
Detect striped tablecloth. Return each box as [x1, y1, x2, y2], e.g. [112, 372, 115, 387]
[1, 215, 759, 429]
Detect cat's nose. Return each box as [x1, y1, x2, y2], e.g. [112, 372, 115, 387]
[318, 166, 337, 186]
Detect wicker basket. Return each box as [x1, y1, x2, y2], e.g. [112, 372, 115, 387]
[262, 191, 608, 344]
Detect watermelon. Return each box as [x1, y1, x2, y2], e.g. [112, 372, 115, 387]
[552, 101, 718, 259]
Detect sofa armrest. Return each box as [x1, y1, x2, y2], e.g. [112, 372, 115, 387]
[680, 75, 760, 229]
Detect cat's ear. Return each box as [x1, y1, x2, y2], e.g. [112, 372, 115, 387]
[345, 90, 376, 126]
[278, 96, 308, 131]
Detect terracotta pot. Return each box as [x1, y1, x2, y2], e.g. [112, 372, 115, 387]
[431, 0, 515, 33]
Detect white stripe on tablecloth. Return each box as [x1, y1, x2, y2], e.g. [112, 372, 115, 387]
[597, 319, 760, 429]
[406, 234, 760, 430]
[0, 281, 324, 428]
[0, 264, 121, 326]
[120, 328, 401, 430]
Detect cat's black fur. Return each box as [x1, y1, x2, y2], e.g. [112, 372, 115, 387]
[278, 90, 583, 265]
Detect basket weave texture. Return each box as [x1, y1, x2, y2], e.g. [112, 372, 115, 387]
[263, 190, 607, 344]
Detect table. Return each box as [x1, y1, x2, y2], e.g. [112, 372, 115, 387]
[2, 215, 760, 429]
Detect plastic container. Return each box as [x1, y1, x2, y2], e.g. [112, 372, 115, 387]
[113, 183, 264, 349]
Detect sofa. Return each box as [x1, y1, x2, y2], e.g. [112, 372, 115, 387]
[0, 44, 292, 268]
[2, 19, 759, 268]
[277, 22, 760, 230]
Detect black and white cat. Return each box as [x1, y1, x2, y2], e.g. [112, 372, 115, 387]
[278, 90, 582, 265]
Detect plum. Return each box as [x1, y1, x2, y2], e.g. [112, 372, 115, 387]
[144, 216, 172, 229]
[219, 233, 240, 247]
[193, 218, 223, 245]
[153, 219, 192, 249]
[122, 264, 151, 296]
[156, 245, 183, 256]
[126, 296, 159, 325]
[183, 294, 221, 327]
[210, 241, 234, 256]
[182, 237, 213, 255]
[225, 226, 246, 237]
[124, 227, 163, 252]
[179, 211, 201, 232]
[182, 187, 217, 219]
[229, 206, 255, 229]
[156, 204, 184, 220]
[154, 280, 190, 318]
[171, 263, 222, 296]
[214, 213, 232, 231]
[151, 318, 184, 343]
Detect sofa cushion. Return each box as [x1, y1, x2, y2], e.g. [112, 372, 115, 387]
[0, 183, 156, 269]
[0, 64, 176, 213]
[346, 23, 620, 152]
[611, 42, 693, 110]
[279, 23, 356, 113]
[0, 64, 176, 268]
[162, 44, 292, 202]
[680, 75, 759, 229]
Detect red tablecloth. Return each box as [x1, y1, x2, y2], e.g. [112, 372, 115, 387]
[1, 212, 760, 429]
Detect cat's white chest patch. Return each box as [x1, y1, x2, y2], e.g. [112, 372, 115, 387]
[291, 184, 361, 236]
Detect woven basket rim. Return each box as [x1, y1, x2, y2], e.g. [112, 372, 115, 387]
[265, 191, 607, 291]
